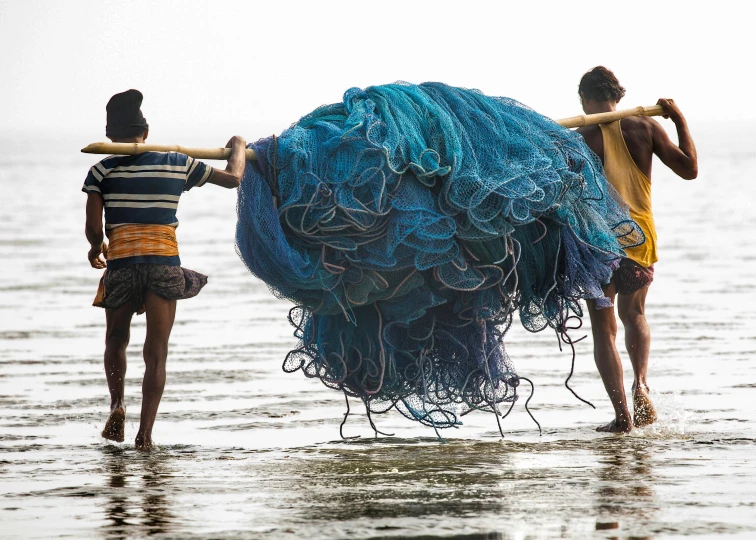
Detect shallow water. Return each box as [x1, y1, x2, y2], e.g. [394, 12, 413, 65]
[1, 130, 755, 539]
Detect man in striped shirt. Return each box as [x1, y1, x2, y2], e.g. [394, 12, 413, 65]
[84, 89, 247, 450]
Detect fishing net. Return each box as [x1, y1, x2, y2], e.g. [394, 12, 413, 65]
[236, 82, 642, 435]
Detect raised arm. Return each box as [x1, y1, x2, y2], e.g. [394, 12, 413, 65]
[207, 135, 248, 188]
[85, 192, 107, 269]
[652, 98, 698, 180]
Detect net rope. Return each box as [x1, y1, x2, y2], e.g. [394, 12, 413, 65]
[235, 82, 642, 433]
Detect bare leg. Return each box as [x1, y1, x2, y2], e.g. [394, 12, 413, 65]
[617, 287, 657, 427]
[102, 303, 133, 442]
[135, 291, 176, 451]
[586, 283, 632, 433]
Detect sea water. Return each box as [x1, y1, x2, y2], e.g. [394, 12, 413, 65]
[1, 125, 754, 539]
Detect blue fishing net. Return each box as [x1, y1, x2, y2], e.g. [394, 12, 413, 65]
[236, 82, 642, 435]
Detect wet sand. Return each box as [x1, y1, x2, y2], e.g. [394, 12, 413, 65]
[1, 131, 755, 538]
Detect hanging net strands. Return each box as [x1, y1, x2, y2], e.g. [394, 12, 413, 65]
[79, 105, 665, 160]
[234, 82, 644, 434]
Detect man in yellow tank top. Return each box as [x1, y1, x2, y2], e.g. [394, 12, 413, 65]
[576, 67, 698, 433]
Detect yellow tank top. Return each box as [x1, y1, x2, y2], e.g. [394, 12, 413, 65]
[599, 121, 658, 267]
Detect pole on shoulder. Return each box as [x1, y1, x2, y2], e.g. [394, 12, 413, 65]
[556, 105, 665, 129]
[80, 105, 666, 159]
[80, 142, 257, 161]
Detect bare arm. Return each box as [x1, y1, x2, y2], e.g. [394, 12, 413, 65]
[85, 192, 107, 269]
[207, 135, 248, 188]
[652, 98, 698, 180]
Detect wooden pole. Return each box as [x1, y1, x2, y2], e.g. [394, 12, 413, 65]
[80, 142, 257, 161]
[80, 105, 665, 160]
[556, 105, 665, 129]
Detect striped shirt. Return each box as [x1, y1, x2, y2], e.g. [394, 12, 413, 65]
[82, 152, 214, 268]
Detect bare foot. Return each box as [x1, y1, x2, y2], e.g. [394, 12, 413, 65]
[596, 418, 632, 433]
[134, 433, 152, 451]
[633, 386, 658, 428]
[101, 407, 125, 442]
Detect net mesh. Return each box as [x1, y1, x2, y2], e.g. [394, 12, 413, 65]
[235, 82, 642, 433]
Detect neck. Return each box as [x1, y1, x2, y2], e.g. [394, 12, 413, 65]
[110, 136, 145, 144]
[582, 99, 617, 115]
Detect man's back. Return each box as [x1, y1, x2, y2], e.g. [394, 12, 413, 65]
[83, 151, 213, 231]
[578, 116, 658, 180]
[578, 102, 697, 182]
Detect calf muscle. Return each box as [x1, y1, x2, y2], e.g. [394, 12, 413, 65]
[136, 292, 176, 450]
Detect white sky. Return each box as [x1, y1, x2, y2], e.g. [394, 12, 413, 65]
[1, 0, 753, 147]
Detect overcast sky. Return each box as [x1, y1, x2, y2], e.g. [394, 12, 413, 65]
[1, 0, 753, 148]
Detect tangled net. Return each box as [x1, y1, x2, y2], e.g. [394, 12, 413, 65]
[236, 82, 642, 435]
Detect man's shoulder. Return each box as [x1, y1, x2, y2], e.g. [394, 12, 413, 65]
[576, 125, 603, 152]
[86, 154, 128, 180]
[576, 125, 601, 137]
[621, 116, 657, 135]
[619, 117, 657, 151]
[131, 151, 191, 166]
[86, 152, 194, 183]
[92, 154, 127, 169]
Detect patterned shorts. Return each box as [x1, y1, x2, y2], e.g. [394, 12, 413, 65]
[95, 264, 207, 314]
[613, 258, 654, 296]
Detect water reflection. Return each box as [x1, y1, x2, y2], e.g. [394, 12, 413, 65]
[255, 436, 664, 539]
[367, 534, 506, 540]
[592, 437, 657, 539]
[282, 440, 512, 522]
[260, 438, 628, 538]
[102, 447, 131, 535]
[101, 446, 176, 539]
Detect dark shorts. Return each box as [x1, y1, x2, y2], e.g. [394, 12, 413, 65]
[613, 258, 654, 296]
[96, 264, 207, 313]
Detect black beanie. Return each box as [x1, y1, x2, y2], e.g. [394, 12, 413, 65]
[106, 89, 149, 138]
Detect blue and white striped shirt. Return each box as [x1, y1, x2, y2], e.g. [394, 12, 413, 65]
[82, 152, 213, 231]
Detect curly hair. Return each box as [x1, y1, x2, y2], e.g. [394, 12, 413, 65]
[578, 66, 626, 103]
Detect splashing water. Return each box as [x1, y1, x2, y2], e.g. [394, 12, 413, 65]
[633, 391, 700, 439]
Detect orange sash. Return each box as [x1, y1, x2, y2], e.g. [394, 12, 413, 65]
[93, 224, 179, 306]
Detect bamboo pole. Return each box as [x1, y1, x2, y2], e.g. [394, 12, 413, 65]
[80, 142, 257, 161]
[80, 105, 665, 160]
[556, 105, 665, 129]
